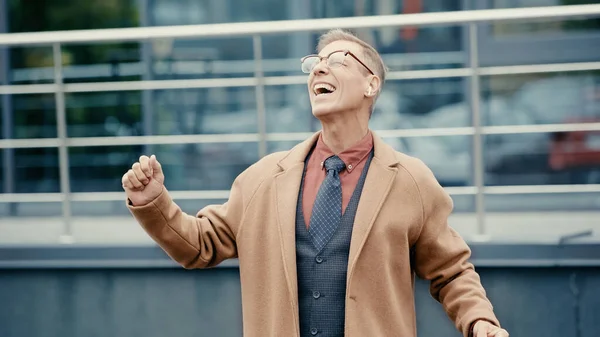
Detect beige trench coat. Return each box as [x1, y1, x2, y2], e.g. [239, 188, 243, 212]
[128, 131, 500, 337]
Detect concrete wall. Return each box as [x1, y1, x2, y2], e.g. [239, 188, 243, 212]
[1, 244, 599, 337]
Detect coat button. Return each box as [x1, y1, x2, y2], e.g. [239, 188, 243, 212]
[311, 328, 318, 335]
[313, 291, 320, 299]
[315, 256, 323, 263]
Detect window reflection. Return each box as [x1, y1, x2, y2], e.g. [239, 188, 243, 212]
[382, 135, 472, 187]
[69, 143, 259, 192]
[489, 0, 600, 36]
[66, 87, 258, 137]
[484, 131, 600, 186]
[8, 148, 60, 193]
[482, 71, 600, 126]
[9, 94, 57, 139]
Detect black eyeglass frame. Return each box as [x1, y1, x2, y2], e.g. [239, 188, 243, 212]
[300, 49, 375, 75]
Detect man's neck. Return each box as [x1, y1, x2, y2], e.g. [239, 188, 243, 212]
[320, 117, 369, 154]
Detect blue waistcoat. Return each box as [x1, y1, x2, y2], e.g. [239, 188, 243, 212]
[295, 149, 373, 337]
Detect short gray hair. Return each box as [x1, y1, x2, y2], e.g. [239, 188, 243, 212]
[316, 29, 387, 90]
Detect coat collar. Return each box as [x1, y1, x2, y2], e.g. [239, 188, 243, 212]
[276, 130, 400, 171]
[274, 129, 400, 326]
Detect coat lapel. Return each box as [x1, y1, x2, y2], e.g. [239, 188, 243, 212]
[347, 133, 399, 283]
[273, 130, 400, 316]
[274, 131, 321, 320]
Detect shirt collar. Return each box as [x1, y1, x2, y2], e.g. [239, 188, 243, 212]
[313, 130, 374, 173]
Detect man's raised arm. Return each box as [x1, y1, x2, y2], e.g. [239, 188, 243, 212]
[122, 155, 244, 269]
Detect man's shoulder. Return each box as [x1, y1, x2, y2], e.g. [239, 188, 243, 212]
[390, 149, 442, 190]
[390, 149, 452, 207]
[239, 150, 290, 181]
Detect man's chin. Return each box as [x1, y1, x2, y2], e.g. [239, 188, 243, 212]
[311, 105, 339, 119]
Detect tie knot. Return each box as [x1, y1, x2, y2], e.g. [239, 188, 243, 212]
[324, 155, 346, 173]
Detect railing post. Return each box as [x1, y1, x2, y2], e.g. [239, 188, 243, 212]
[0, 0, 16, 216]
[253, 35, 268, 158]
[468, 23, 488, 240]
[53, 43, 73, 243]
[140, 0, 155, 155]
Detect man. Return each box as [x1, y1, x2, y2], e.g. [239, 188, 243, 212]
[122, 29, 509, 337]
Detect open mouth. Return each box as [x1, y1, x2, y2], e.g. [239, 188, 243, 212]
[313, 83, 336, 96]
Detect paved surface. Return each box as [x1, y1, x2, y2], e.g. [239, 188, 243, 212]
[0, 211, 598, 245]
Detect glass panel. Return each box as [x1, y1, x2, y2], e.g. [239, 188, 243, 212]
[485, 193, 600, 212]
[8, 94, 57, 139]
[384, 135, 472, 187]
[265, 78, 468, 134]
[312, 0, 461, 18]
[262, 32, 318, 77]
[481, 71, 600, 126]
[60, 42, 143, 83]
[66, 91, 141, 137]
[8, 0, 139, 33]
[265, 84, 316, 133]
[8, 46, 55, 85]
[484, 131, 600, 185]
[372, 78, 468, 128]
[4, 148, 61, 193]
[66, 87, 258, 137]
[376, 25, 466, 72]
[488, 0, 600, 36]
[60, 36, 255, 84]
[69, 142, 259, 192]
[8, 0, 140, 83]
[267, 141, 304, 154]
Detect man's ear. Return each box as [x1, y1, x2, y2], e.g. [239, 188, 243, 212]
[365, 75, 381, 97]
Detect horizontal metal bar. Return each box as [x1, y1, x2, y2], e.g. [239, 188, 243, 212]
[1, 5, 600, 46]
[0, 193, 62, 203]
[377, 127, 475, 138]
[65, 134, 260, 147]
[10, 52, 465, 82]
[265, 132, 321, 142]
[0, 84, 56, 95]
[70, 190, 230, 202]
[64, 77, 258, 93]
[0, 138, 61, 149]
[3, 60, 600, 95]
[386, 68, 473, 80]
[484, 123, 600, 135]
[479, 61, 600, 76]
[444, 186, 478, 195]
[263, 75, 307, 86]
[484, 184, 600, 195]
[1, 121, 600, 149]
[0, 185, 598, 203]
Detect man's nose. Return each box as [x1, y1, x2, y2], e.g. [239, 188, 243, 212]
[312, 59, 329, 75]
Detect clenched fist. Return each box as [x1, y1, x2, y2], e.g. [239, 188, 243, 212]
[122, 154, 165, 206]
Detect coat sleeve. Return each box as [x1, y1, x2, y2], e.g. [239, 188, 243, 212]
[410, 162, 501, 337]
[126, 170, 248, 269]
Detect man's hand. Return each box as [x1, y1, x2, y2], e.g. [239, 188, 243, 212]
[122, 154, 165, 206]
[473, 320, 509, 337]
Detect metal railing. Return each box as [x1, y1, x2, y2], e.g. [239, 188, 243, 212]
[1, 4, 600, 242]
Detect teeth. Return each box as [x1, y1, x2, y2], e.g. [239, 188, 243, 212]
[313, 83, 336, 95]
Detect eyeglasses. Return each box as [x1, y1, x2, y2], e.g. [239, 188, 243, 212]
[300, 50, 374, 75]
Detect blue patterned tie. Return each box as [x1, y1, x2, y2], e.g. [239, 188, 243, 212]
[308, 155, 346, 251]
